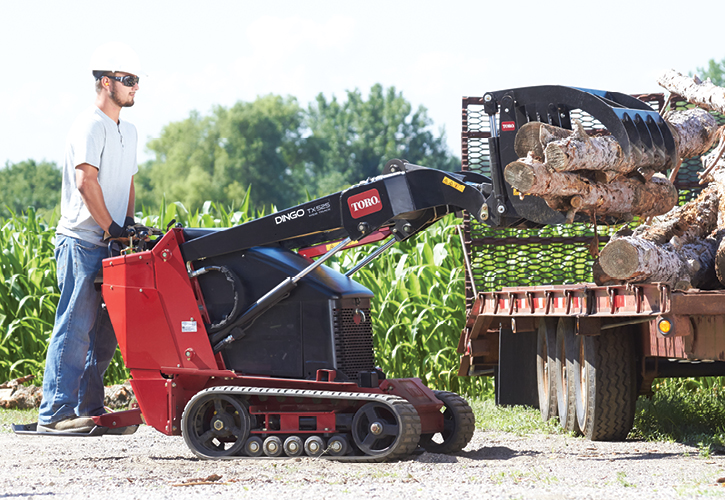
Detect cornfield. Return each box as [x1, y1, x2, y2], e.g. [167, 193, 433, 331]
[0, 208, 59, 381]
[0, 200, 491, 397]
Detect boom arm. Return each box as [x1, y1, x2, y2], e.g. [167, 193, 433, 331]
[180, 160, 491, 263]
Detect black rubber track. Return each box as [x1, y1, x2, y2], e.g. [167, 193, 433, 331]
[418, 390, 475, 454]
[182, 386, 421, 462]
[575, 327, 636, 441]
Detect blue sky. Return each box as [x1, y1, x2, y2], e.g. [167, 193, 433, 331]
[1, 0, 723, 168]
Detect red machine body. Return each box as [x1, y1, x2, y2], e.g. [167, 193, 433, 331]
[99, 163, 485, 460]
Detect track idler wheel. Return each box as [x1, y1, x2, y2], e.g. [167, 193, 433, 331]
[352, 402, 408, 457]
[418, 391, 475, 454]
[182, 391, 250, 459]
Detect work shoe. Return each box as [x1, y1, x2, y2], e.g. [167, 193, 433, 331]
[37, 416, 95, 434]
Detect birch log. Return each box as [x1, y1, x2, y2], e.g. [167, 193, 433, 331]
[597, 172, 724, 288]
[664, 108, 721, 159]
[513, 109, 720, 185]
[597, 235, 717, 289]
[657, 69, 725, 115]
[504, 154, 678, 218]
[543, 109, 719, 174]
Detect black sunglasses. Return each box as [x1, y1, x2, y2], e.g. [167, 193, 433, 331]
[105, 75, 140, 87]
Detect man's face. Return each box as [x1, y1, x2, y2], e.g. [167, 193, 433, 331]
[107, 72, 139, 108]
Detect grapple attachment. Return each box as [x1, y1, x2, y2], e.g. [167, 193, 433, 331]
[480, 85, 676, 227]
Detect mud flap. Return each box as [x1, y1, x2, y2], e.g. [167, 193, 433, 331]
[496, 327, 538, 408]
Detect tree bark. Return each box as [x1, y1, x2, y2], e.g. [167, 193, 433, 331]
[540, 109, 720, 177]
[664, 107, 721, 159]
[657, 69, 725, 115]
[596, 171, 725, 288]
[597, 235, 717, 289]
[504, 155, 677, 218]
[514, 121, 572, 159]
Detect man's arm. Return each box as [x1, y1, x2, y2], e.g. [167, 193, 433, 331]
[76, 163, 114, 232]
[126, 176, 135, 218]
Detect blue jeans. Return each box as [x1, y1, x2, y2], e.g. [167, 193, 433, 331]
[38, 235, 118, 425]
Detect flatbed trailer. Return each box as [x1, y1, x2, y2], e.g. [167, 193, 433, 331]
[457, 283, 725, 439]
[455, 87, 725, 440]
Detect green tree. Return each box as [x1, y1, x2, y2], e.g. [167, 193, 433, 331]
[0, 160, 61, 217]
[135, 86, 459, 212]
[138, 94, 307, 211]
[696, 57, 725, 86]
[305, 84, 459, 196]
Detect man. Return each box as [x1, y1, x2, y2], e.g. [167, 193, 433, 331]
[38, 42, 142, 433]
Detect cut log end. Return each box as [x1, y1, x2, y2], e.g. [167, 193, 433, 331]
[543, 143, 568, 170]
[514, 122, 545, 159]
[504, 161, 536, 192]
[598, 238, 643, 280]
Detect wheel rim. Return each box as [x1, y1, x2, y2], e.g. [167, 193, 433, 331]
[352, 402, 400, 456]
[559, 339, 567, 394]
[183, 393, 250, 458]
[538, 327, 550, 398]
[578, 338, 588, 412]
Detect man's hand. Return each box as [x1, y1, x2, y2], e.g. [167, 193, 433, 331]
[107, 221, 129, 239]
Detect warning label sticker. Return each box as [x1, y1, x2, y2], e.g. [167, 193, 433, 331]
[181, 321, 197, 333]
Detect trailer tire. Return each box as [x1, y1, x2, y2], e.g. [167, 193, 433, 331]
[536, 318, 558, 421]
[555, 317, 580, 434]
[574, 327, 636, 441]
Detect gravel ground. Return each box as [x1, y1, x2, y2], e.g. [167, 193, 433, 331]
[3, 424, 725, 499]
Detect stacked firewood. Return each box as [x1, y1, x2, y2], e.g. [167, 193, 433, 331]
[508, 70, 725, 290]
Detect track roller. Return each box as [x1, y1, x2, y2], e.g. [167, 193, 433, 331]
[244, 436, 264, 457]
[263, 436, 283, 457]
[304, 436, 324, 457]
[284, 436, 304, 457]
[326, 434, 349, 456]
[418, 390, 475, 454]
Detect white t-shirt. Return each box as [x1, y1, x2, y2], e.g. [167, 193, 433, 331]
[56, 106, 139, 245]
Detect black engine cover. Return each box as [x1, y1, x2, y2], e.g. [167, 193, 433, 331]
[194, 245, 375, 380]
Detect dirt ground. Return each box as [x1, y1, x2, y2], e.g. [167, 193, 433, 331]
[3, 423, 725, 500]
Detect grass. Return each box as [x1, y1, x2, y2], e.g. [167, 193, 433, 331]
[0, 408, 37, 432]
[471, 399, 563, 436]
[631, 378, 725, 455]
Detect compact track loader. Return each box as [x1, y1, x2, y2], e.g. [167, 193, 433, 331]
[17, 160, 490, 461]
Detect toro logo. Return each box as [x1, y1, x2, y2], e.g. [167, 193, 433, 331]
[275, 208, 305, 225]
[348, 189, 383, 219]
[501, 121, 516, 132]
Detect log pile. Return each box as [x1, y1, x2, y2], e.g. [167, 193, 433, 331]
[506, 104, 720, 223]
[591, 70, 725, 290]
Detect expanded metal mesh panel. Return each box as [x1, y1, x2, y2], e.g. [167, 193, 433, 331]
[461, 92, 720, 306]
[468, 226, 608, 293]
[332, 303, 374, 381]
